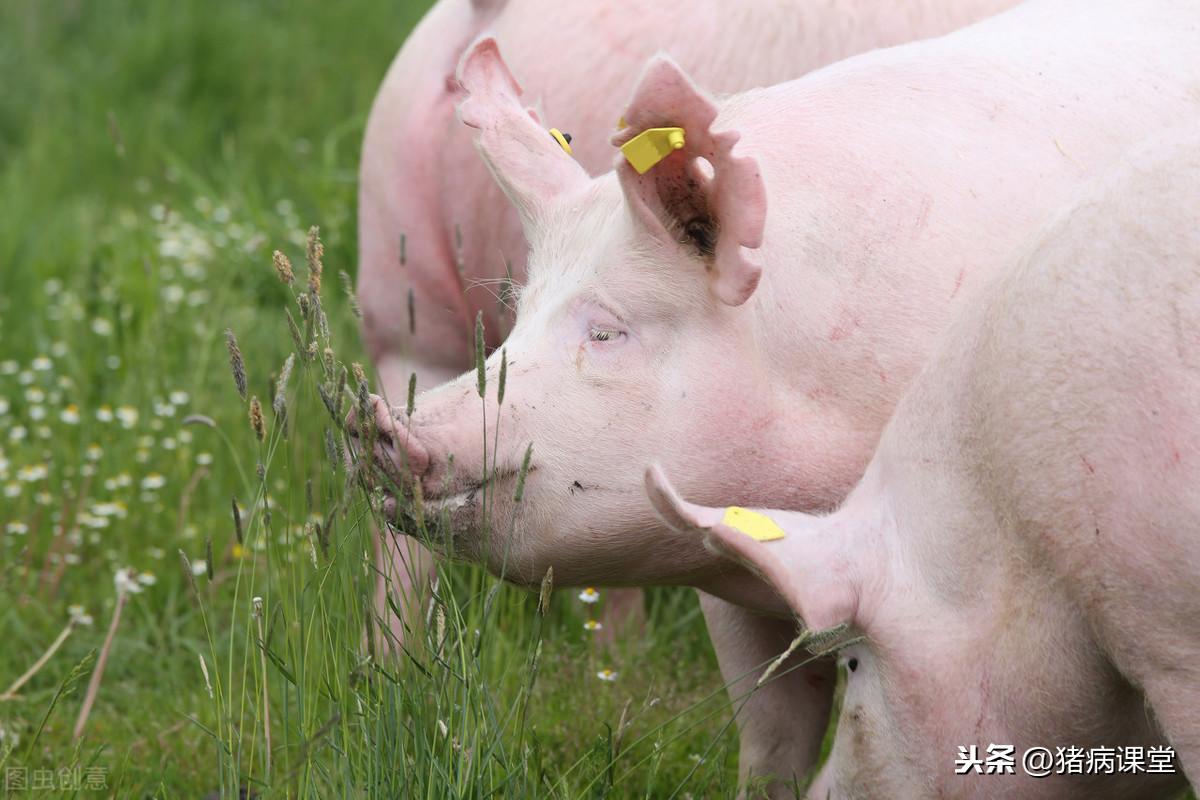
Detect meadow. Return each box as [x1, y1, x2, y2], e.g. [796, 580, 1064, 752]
[0, 2, 818, 796]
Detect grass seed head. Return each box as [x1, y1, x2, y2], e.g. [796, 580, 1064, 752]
[272, 249, 295, 285]
[249, 396, 265, 442]
[306, 225, 324, 295]
[474, 311, 486, 398]
[513, 442, 534, 502]
[225, 328, 247, 400]
[537, 566, 553, 617]
[339, 270, 361, 319]
[232, 495, 244, 544]
[273, 353, 295, 416]
[497, 348, 507, 407]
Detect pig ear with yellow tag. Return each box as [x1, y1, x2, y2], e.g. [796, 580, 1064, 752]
[644, 464, 860, 632]
[614, 57, 767, 307]
[456, 37, 589, 227]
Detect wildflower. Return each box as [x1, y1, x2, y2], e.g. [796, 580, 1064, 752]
[161, 285, 185, 304]
[105, 355, 121, 370]
[25, 387, 45, 404]
[35, 491, 52, 506]
[9, 426, 27, 442]
[578, 587, 600, 604]
[86, 443, 103, 461]
[178, 429, 193, 444]
[3, 483, 19, 498]
[169, 390, 189, 406]
[63, 552, 81, 565]
[29, 406, 46, 421]
[161, 437, 177, 450]
[60, 404, 81, 425]
[17, 464, 48, 482]
[583, 619, 603, 632]
[114, 568, 144, 595]
[91, 318, 114, 336]
[596, 668, 618, 682]
[137, 571, 157, 587]
[116, 405, 138, 428]
[190, 559, 207, 577]
[0, 360, 16, 375]
[148, 547, 165, 559]
[68, 605, 94, 626]
[96, 405, 114, 422]
[141, 473, 166, 490]
[6, 522, 28, 535]
[50, 341, 68, 358]
[153, 399, 176, 417]
[31, 355, 52, 372]
[135, 449, 150, 464]
[35, 426, 50, 439]
[196, 452, 213, 466]
[0, 397, 9, 415]
[232, 543, 246, 559]
[17, 371, 33, 385]
[78, 513, 109, 530]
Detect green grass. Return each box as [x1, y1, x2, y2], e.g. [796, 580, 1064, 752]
[0, 2, 767, 796]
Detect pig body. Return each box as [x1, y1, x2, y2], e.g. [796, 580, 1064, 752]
[650, 127, 1200, 798]
[363, 0, 1200, 791]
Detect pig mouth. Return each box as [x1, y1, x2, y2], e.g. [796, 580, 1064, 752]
[382, 463, 531, 550]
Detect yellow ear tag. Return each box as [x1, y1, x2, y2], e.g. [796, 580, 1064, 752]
[620, 127, 685, 174]
[549, 128, 573, 156]
[721, 506, 786, 541]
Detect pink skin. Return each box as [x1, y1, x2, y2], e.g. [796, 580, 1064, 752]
[356, 0, 1018, 787]
[646, 129, 1200, 798]
[356, 0, 1200, 792]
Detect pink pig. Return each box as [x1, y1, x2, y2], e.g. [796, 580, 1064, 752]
[358, 0, 1200, 792]
[647, 126, 1200, 798]
[356, 0, 1017, 652]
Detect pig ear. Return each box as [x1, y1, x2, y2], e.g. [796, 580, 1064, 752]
[614, 58, 766, 307]
[645, 464, 857, 631]
[456, 37, 590, 224]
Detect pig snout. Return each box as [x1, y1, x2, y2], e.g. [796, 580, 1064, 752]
[346, 393, 430, 489]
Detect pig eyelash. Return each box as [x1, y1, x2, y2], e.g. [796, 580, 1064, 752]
[588, 328, 624, 343]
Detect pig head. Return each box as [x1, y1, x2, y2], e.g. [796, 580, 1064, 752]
[356, 38, 878, 593]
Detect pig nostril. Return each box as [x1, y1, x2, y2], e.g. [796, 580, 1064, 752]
[847, 657, 859, 673]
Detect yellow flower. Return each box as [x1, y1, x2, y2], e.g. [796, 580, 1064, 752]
[578, 587, 600, 604]
[583, 619, 603, 632]
[596, 668, 618, 682]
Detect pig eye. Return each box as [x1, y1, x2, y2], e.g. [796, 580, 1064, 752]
[588, 327, 625, 344]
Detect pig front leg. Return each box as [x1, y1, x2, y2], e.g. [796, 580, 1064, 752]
[699, 593, 835, 797]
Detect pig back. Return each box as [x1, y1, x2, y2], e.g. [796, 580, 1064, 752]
[963, 128, 1200, 688]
